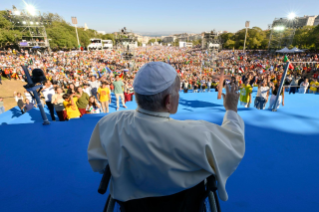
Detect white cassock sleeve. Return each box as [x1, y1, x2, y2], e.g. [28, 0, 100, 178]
[87, 123, 108, 173]
[203, 110, 245, 201]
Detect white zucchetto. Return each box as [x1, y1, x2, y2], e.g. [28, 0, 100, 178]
[133, 62, 177, 95]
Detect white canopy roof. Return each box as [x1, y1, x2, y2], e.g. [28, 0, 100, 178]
[288, 47, 304, 53]
[276, 47, 304, 53]
[276, 47, 290, 53]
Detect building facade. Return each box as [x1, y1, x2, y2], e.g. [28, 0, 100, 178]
[272, 15, 319, 28]
[162, 36, 176, 43]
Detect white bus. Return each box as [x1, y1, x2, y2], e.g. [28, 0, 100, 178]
[102, 40, 113, 49]
[88, 38, 103, 50]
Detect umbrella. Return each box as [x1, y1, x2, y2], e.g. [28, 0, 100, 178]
[32, 46, 41, 49]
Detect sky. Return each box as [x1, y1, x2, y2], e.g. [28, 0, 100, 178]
[2, 0, 319, 35]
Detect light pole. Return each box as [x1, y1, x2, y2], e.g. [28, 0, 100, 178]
[71, 17, 81, 50]
[243, 21, 250, 51]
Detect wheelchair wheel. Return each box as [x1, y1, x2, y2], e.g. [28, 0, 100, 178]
[103, 195, 121, 212]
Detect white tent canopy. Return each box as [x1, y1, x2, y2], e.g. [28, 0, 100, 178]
[276, 47, 304, 53]
[276, 47, 290, 53]
[288, 47, 304, 53]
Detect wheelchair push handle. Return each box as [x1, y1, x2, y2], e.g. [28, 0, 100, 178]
[98, 165, 111, 194]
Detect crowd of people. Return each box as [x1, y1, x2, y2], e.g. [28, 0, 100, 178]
[0, 46, 319, 117]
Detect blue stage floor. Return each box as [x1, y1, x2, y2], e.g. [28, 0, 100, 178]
[1, 90, 319, 212]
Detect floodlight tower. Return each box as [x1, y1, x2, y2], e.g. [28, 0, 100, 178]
[268, 12, 297, 51]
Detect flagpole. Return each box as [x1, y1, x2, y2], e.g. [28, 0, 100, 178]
[272, 61, 289, 112]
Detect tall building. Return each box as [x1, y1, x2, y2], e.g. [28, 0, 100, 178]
[188, 34, 202, 41]
[314, 16, 319, 26]
[272, 15, 318, 28]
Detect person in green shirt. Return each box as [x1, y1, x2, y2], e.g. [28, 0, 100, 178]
[239, 79, 253, 108]
[113, 75, 127, 111]
[75, 87, 89, 117]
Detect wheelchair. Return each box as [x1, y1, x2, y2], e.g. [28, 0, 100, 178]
[98, 165, 221, 212]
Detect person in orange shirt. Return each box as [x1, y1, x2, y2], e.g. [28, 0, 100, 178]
[62, 94, 81, 120]
[97, 81, 111, 113]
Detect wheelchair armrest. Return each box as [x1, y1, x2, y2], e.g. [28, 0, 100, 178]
[98, 165, 111, 194]
[206, 175, 217, 192]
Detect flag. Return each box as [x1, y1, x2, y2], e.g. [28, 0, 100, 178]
[283, 55, 289, 62]
[105, 66, 112, 73]
[288, 63, 294, 70]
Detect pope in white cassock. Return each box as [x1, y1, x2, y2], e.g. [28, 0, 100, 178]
[88, 62, 245, 211]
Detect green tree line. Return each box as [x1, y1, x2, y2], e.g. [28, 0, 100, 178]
[1, 10, 319, 50]
[0, 11, 115, 49]
[220, 25, 319, 50]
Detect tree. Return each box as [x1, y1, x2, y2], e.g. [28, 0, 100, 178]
[224, 39, 235, 49]
[192, 39, 202, 46]
[148, 39, 156, 44]
[0, 11, 23, 47]
[293, 26, 314, 49]
[308, 25, 319, 50]
[172, 39, 179, 47]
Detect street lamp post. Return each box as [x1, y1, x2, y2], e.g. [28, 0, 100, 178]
[243, 21, 250, 51]
[71, 17, 81, 50]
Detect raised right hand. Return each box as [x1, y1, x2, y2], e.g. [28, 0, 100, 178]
[222, 83, 240, 112]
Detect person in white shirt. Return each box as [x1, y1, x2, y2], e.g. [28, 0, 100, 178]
[254, 80, 270, 110]
[88, 76, 100, 100]
[24, 90, 34, 104]
[14, 91, 25, 114]
[86, 96, 101, 114]
[88, 62, 245, 211]
[83, 83, 92, 96]
[299, 78, 309, 94]
[42, 80, 56, 121]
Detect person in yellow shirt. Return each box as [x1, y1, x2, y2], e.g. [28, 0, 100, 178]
[97, 81, 111, 113]
[239, 79, 253, 108]
[309, 79, 319, 94]
[62, 94, 81, 120]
